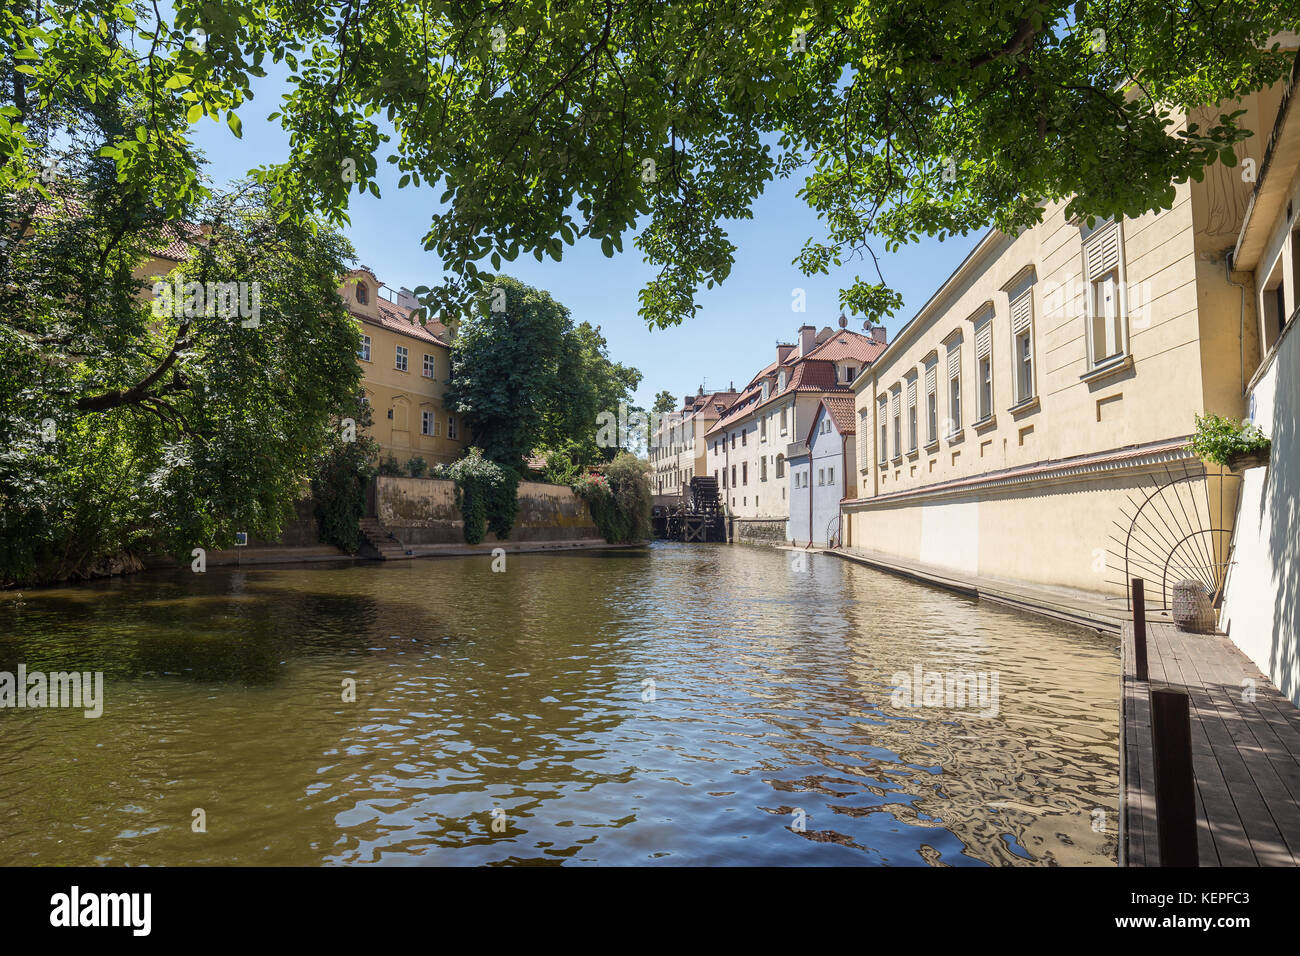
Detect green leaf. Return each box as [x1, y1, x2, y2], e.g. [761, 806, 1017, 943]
[186, 103, 204, 123]
[227, 112, 243, 138]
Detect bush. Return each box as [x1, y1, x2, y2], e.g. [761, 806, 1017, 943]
[311, 405, 379, 554]
[377, 455, 404, 476]
[406, 456, 428, 478]
[1190, 413, 1271, 468]
[574, 452, 651, 543]
[444, 448, 516, 544]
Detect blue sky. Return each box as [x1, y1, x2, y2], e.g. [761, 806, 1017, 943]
[191, 88, 979, 411]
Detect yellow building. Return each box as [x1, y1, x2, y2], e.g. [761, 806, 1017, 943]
[341, 267, 466, 466]
[650, 387, 738, 497]
[842, 83, 1289, 598]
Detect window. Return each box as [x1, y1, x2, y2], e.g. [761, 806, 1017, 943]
[927, 390, 938, 444]
[761, 456, 768, 481]
[448, 416, 457, 439]
[891, 389, 902, 459]
[395, 345, 408, 372]
[945, 338, 962, 436]
[356, 283, 368, 305]
[742, 462, 748, 485]
[1262, 256, 1286, 352]
[741, 430, 747, 446]
[828, 466, 834, 485]
[731, 432, 736, 449]
[421, 410, 434, 436]
[358, 335, 371, 361]
[1009, 286, 1035, 403]
[973, 314, 993, 422]
[906, 377, 918, 452]
[761, 416, 767, 440]
[878, 398, 889, 463]
[731, 465, 736, 487]
[817, 468, 825, 486]
[1016, 330, 1034, 403]
[780, 407, 788, 434]
[978, 355, 993, 420]
[844, 365, 856, 382]
[776, 455, 785, 478]
[423, 353, 436, 378]
[1083, 221, 1127, 367]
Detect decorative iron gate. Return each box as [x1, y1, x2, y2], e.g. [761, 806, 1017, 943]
[1108, 463, 1241, 611]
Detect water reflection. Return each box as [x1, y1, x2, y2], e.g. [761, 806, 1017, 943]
[0, 543, 1118, 865]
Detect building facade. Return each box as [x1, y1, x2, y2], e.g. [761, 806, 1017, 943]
[650, 388, 737, 497]
[342, 267, 466, 466]
[788, 396, 857, 547]
[1220, 58, 1300, 706]
[841, 86, 1287, 595]
[705, 324, 886, 541]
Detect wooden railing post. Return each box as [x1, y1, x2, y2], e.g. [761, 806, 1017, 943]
[1132, 577, 1149, 682]
[1151, 688, 1199, 867]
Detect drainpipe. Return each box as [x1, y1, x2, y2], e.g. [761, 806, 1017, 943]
[807, 436, 813, 548]
[1225, 249, 1249, 400]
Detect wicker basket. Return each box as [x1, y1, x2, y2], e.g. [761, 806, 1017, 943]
[1171, 579, 1216, 634]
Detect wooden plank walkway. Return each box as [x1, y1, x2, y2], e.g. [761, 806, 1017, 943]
[1121, 620, 1300, 866]
[833, 546, 1171, 633]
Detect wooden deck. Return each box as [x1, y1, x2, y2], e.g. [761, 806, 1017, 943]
[1121, 621, 1300, 866]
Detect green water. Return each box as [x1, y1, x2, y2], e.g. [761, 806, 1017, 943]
[0, 542, 1119, 865]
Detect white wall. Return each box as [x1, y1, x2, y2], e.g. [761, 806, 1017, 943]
[1220, 320, 1300, 707]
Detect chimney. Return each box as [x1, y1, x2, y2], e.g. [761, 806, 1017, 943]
[797, 324, 816, 357]
[776, 343, 795, 364]
[397, 287, 420, 311]
[870, 325, 887, 345]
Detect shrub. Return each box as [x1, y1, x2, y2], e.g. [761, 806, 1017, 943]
[444, 448, 516, 544]
[377, 455, 404, 476]
[574, 452, 651, 543]
[311, 405, 379, 554]
[1190, 413, 1271, 468]
[406, 456, 428, 478]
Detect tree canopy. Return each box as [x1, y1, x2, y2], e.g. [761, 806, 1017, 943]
[0, 171, 363, 584]
[444, 274, 640, 476]
[4, 1, 1293, 331]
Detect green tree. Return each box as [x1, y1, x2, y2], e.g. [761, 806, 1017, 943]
[311, 393, 380, 554]
[0, 177, 363, 585]
[652, 391, 678, 418]
[4, 3, 1295, 328]
[444, 275, 573, 474]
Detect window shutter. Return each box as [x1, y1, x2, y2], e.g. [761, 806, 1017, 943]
[1086, 224, 1121, 279]
[1011, 291, 1032, 334]
[890, 389, 900, 421]
[924, 362, 937, 396]
[975, 320, 993, 359]
[947, 340, 961, 379]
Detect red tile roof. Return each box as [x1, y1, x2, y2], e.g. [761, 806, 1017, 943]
[804, 332, 888, 365]
[705, 327, 883, 437]
[808, 396, 858, 443]
[355, 300, 453, 347]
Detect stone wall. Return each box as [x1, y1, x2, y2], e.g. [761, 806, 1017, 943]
[376, 476, 599, 544]
[731, 517, 788, 547]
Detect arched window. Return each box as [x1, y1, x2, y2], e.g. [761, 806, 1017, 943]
[356, 282, 369, 305]
[776, 455, 785, 478]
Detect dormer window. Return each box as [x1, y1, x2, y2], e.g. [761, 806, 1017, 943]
[777, 371, 787, 391]
[356, 282, 369, 305]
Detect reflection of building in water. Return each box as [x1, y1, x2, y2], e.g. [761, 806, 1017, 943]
[825, 561, 1118, 865]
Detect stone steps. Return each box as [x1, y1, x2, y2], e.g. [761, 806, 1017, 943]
[358, 518, 408, 559]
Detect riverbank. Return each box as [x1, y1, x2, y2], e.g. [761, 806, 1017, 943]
[1120, 619, 1300, 866]
[785, 545, 1165, 634]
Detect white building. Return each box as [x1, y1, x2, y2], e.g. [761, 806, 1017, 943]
[705, 323, 886, 543]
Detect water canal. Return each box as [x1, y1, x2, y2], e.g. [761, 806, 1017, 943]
[0, 542, 1119, 865]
